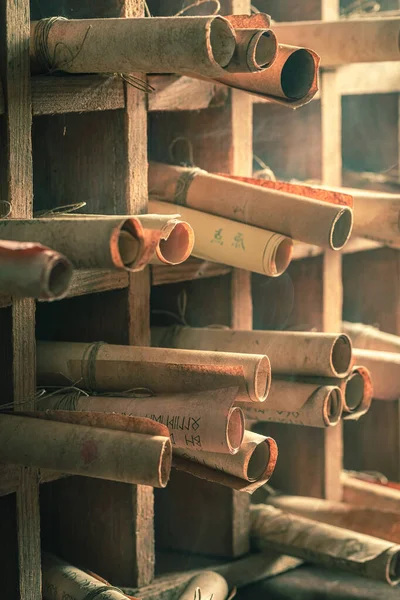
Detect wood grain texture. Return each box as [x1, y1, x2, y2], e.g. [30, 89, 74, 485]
[152, 259, 231, 286]
[148, 76, 227, 112]
[31, 75, 125, 116]
[0, 0, 41, 596]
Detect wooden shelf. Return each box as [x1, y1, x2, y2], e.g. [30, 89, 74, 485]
[151, 259, 231, 286]
[293, 237, 384, 260]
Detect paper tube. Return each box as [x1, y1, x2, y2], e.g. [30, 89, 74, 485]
[0, 217, 154, 272]
[152, 327, 353, 378]
[178, 572, 229, 600]
[37, 387, 245, 455]
[36, 340, 270, 403]
[149, 163, 353, 250]
[251, 503, 400, 586]
[42, 553, 134, 600]
[174, 430, 278, 493]
[266, 495, 400, 546]
[238, 380, 343, 428]
[214, 44, 320, 108]
[353, 349, 400, 401]
[226, 29, 277, 73]
[149, 199, 293, 277]
[0, 411, 171, 487]
[273, 18, 400, 67]
[30, 16, 237, 78]
[342, 472, 400, 513]
[135, 214, 194, 266]
[0, 240, 72, 300]
[343, 321, 400, 354]
[341, 366, 373, 419]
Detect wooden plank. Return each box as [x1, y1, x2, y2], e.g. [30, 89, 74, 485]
[0, 0, 41, 596]
[338, 62, 400, 96]
[152, 260, 232, 287]
[31, 75, 125, 116]
[148, 76, 227, 112]
[66, 269, 129, 297]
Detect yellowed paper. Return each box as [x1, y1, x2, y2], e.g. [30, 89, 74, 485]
[38, 387, 244, 455]
[174, 430, 277, 493]
[353, 348, 400, 401]
[136, 214, 194, 266]
[0, 411, 171, 487]
[343, 321, 400, 354]
[149, 199, 293, 277]
[30, 16, 236, 78]
[152, 326, 352, 378]
[267, 494, 400, 545]
[42, 553, 133, 600]
[37, 340, 270, 403]
[0, 240, 72, 300]
[149, 162, 353, 250]
[178, 572, 229, 600]
[251, 503, 400, 585]
[238, 381, 343, 428]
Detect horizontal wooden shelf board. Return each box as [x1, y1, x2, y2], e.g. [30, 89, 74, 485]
[151, 259, 232, 286]
[148, 75, 227, 112]
[293, 237, 384, 260]
[31, 75, 125, 116]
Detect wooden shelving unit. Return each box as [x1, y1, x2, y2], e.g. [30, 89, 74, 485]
[1, 0, 399, 598]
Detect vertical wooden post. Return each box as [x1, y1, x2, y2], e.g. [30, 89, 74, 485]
[0, 1, 41, 598]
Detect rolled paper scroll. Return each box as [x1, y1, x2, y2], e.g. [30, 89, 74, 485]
[149, 163, 353, 250]
[178, 572, 229, 600]
[38, 387, 245, 455]
[266, 495, 400, 545]
[0, 217, 156, 272]
[0, 240, 72, 300]
[0, 411, 171, 487]
[36, 340, 271, 403]
[134, 214, 194, 265]
[342, 472, 400, 514]
[251, 504, 400, 586]
[273, 18, 400, 67]
[341, 366, 373, 420]
[174, 430, 278, 493]
[353, 349, 400, 401]
[214, 44, 320, 108]
[238, 380, 343, 428]
[226, 29, 277, 73]
[30, 16, 237, 78]
[54, 212, 195, 267]
[149, 199, 293, 277]
[42, 553, 135, 600]
[343, 321, 400, 354]
[152, 327, 352, 378]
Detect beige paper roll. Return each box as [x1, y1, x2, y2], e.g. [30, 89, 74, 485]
[152, 327, 352, 378]
[0, 240, 72, 300]
[273, 18, 400, 67]
[178, 572, 229, 600]
[353, 349, 400, 401]
[215, 44, 320, 108]
[343, 321, 400, 354]
[135, 214, 194, 266]
[251, 503, 400, 585]
[0, 217, 150, 271]
[0, 411, 171, 487]
[30, 16, 236, 78]
[226, 29, 277, 73]
[36, 341, 270, 403]
[174, 430, 277, 493]
[342, 472, 400, 514]
[238, 381, 343, 428]
[54, 212, 195, 267]
[149, 199, 293, 277]
[42, 553, 132, 600]
[38, 387, 244, 455]
[266, 495, 400, 545]
[149, 163, 353, 250]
